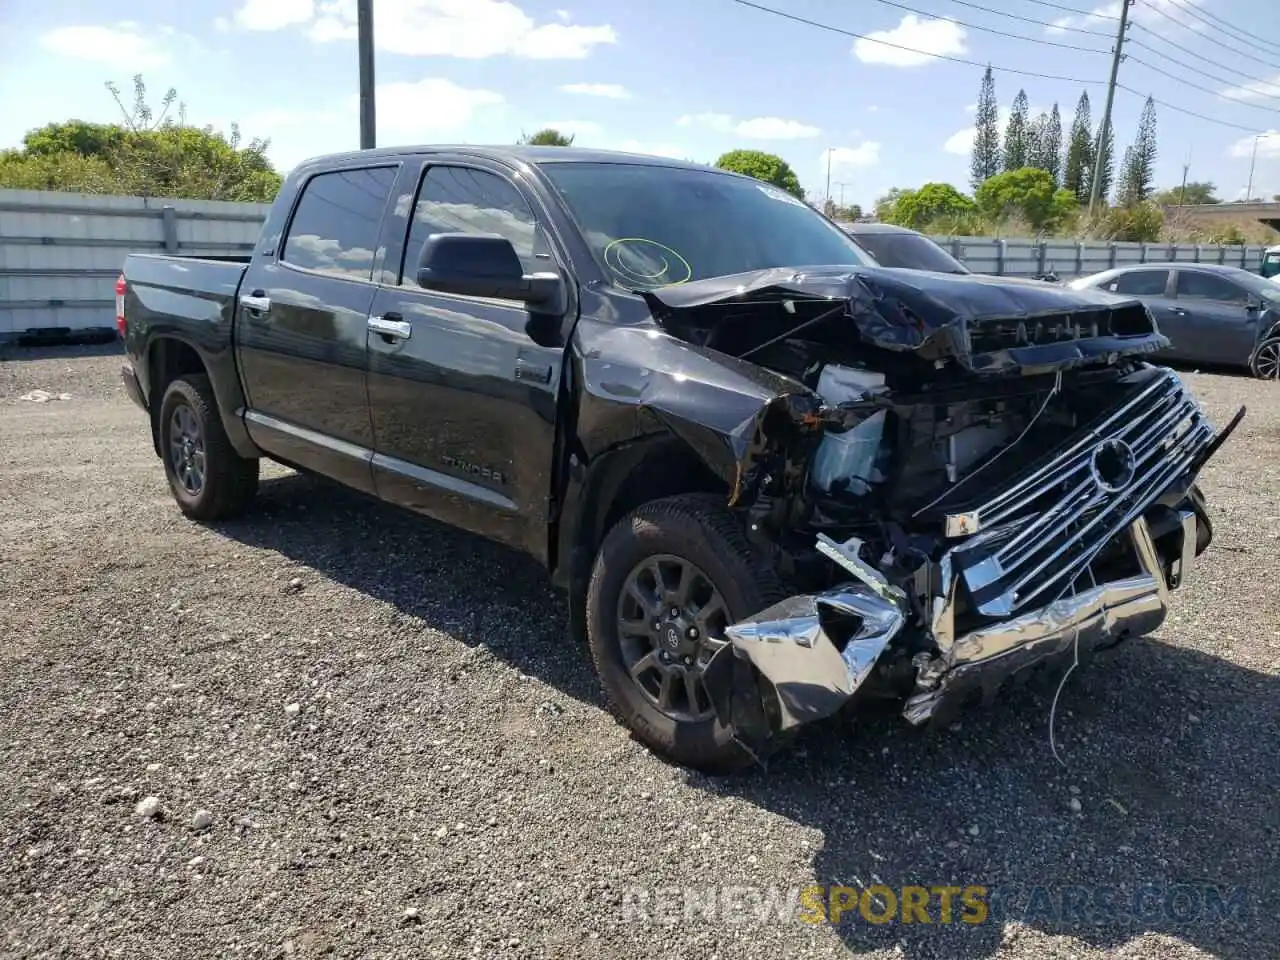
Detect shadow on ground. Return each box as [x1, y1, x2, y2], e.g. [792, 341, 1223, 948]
[217, 472, 1279, 959]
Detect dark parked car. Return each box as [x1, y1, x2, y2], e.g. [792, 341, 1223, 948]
[840, 222, 970, 274]
[1070, 262, 1280, 379]
[117, 146, 1238, 772]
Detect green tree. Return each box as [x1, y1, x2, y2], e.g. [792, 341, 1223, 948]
[976, 166, 1074, 231]
[1062, 92, 1094, 203]
[1153, 181, 1219, 205]
[1118, 96, 1158, 207]
[970, 65, 1001, 191]
[884, 182, 976, 230]
[1102, 202, 1163, 241]
[714, 149, 803, 198]
[1003, 90, 1030, 172]
[0, 74, 281, 201]
[1094, 118, 1115, 203]
[517, 127, 575, 146]
[874, 187, 909, 221]
[1027, 104, 1062, 185]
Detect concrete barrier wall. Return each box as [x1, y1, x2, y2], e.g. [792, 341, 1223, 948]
[0, 188, 1270, 341]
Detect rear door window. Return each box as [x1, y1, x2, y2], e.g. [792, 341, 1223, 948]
[1175, 271, 1248, 304]
[1106, 270, 1169, 296]
[282, 167, 397, 280]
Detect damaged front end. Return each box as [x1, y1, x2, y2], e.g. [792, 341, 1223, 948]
[644, 266, 1245, 759]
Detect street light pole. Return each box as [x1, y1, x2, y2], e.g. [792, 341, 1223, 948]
[357, 0, 376, 149]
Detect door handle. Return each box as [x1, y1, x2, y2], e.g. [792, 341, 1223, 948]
[240, 291, 271, 314]
[368, 314, 411, 340]
[1169, 307, 1188, 316]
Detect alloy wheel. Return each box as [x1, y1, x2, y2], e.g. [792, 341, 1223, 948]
[1253, 340, 1280, 380]
[615, 554, 731, 723]
[168, 403, 206, 496]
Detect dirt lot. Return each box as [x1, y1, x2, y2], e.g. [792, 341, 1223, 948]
[1, 344, 1277, 960]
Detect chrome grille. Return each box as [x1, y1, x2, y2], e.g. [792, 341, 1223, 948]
[952, 367, 1214, 618]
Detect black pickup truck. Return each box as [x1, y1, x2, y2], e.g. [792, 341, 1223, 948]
[118, 146, 1242, 772]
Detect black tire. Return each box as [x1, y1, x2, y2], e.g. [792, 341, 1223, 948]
[1250, 337, 1280, 380]
[585, 493, 785, 773]
[158, 374, 259, 521]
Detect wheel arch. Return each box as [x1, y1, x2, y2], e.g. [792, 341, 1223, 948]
[145, 334, 259, 459]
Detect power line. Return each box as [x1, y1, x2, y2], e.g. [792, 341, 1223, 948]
[1126, 45, 1280, 106]
[1116, 84, 1262, 134]
[726, 0, 1270, 136]
[728, 0, 1105, 83]
[1018, 0, 1118, 20]
[1126, 54, 1280, 116]
[860, 0, 1110, 49]
[1163, 0, 1280, 59]
[943, 0, 1111, 37]
[1141, 1, 1280, 72]
[1129, 25, 1280, 94]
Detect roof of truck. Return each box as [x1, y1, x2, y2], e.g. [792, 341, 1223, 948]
[297, 144, 712, 172]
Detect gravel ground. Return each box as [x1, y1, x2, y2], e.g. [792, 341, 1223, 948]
[1, 343, 1277, 960]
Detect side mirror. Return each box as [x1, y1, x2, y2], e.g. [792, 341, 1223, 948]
[416, 232, 563, 309]
[1246, 296, 1263, 313]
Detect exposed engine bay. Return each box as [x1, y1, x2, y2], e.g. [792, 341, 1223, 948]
[643, 266, 1246, 760]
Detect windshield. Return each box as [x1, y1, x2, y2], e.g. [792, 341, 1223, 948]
[538, 161, 875, 290]
[850, 231, 969, 274]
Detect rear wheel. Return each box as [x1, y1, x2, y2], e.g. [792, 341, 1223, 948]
[1250, 337, 1280, 380]
[585, 493, 784, 773]
[158, 374, 259, 521]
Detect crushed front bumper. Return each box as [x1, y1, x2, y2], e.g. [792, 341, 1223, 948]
[707, 509, 1201, 758]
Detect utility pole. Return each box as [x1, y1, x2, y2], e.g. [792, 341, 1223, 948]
[1177, 160, 1189, 206]
[1088, 0, 1134, 216]
[357, 0, 376, 149]
[1247, 135, 1260, 201]
[825, 148, 833, 205]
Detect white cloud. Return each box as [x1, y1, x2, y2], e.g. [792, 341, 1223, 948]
[214, 16, 232, 32]
[39, 24, 171, 69]
[560, 82, 631, 99]
[943, 104, 1043, 155]
[371, 78, 505, 141]
[1220, 74, 1280, 103]
[1229, 131, 1280, 159]
[853, 14, 966, 67]
[303, 0, 616, 59]
[234, 0, 315, 31]
[555, 8, 571, 21]
[678, 112, 821, 139]
[735, 117, 821, 139]
[821, 144, 882, 173]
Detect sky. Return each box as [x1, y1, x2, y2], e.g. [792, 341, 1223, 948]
[1, 0, 1279, 208]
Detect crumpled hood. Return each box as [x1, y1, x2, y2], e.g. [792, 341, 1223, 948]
[645, 265, 1170, 375]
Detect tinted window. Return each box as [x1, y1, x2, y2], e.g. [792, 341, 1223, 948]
[540, 161, 874, 290]
[281, 167, 395, 280]
[851, 232, 969, 274]
[1105, 270, 1169, 296]
[1176, 271, 1248, 303]
[402, 165, 539, 283]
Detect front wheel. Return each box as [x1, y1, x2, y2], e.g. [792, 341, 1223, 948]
[158, 374, 259, 521]
[1250, 337, 1280, 380]
[585, 493, 784, 773]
